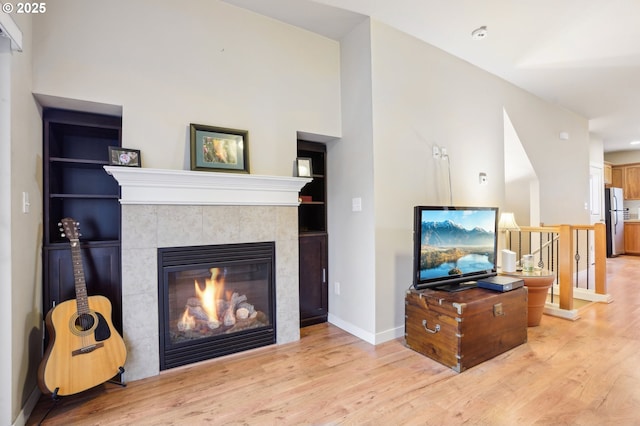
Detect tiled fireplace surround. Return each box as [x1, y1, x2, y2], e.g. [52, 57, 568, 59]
[105, 166, 310, 381]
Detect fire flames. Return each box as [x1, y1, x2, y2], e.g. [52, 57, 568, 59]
[178, 309, 195, 331]
[195, 268, 224, 321]
[177, 267, 225, 331]
[176, 266, 259, 335]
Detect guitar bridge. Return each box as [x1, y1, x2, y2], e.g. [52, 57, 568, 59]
[72, 342, 104, 356]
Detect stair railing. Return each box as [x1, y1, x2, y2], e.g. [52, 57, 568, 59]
[505, 222, 607, 312]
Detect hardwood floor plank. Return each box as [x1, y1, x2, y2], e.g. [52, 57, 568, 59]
[27, 256, 640, 425]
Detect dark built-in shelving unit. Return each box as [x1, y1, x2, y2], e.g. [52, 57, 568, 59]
[42, 109, 123, 334]
[297, 140, 328, 327]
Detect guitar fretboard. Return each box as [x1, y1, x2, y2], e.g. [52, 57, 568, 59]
[69, 239, 89, 315]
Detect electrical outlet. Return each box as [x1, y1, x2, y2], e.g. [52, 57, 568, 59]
[479, 172, 488, 185]
[432, 146, 441, 159]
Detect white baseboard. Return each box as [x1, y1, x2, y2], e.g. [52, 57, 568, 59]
[550, 285, 614, 303]
[13, 386, 40, 426]
[327, 314, 404, 345]
[543, 303, 581, 321]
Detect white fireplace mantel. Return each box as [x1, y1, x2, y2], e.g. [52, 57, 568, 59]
[104, 166, 311, 206]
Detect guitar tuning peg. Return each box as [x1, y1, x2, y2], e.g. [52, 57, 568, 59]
[60, 233, 65, 237]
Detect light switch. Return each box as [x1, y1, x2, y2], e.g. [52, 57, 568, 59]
[352, 197, 362, 212]
[22, 191, 30, 213]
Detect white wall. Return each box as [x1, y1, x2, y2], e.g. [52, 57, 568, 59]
[0, 34, 13, 426]
[605, 150, 640, 164]
[504, 96, 590, 226]
[326, 19, 377, 341]
[325, 20, 591, 343]
[32, 0, 341, 174]
[2, 11, 43, 425]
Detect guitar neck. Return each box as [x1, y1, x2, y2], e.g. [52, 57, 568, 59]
[69, 238, 89, 315]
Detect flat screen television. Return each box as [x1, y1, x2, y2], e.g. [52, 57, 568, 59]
[412, 206, 499, 291]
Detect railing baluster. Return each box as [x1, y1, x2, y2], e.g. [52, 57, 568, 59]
[537, 232, 543, 268]
[547, 232, 554, 304]
[574, 229, 580, 288]
[519, 230, 524, 265]
[585, 229, 591, 290]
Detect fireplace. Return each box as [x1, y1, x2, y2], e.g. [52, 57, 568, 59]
[105, 166, 310, 381]
[158, 242, 276, 370]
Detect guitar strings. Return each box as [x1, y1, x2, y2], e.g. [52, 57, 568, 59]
[73, 239, 91, 349]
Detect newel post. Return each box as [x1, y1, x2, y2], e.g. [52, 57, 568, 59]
[593, 222, 607, 295]
[557, 224, 574, 311]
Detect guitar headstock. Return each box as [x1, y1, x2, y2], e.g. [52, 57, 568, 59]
[59, 218, 81, 241]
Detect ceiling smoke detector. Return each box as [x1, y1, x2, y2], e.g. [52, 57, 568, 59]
[471, 26, 488, 40]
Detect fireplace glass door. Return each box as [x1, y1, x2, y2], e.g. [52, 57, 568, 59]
[158, 242, 275, 370]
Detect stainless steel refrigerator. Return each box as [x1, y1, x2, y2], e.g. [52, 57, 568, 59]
[605, 187, 626, 257]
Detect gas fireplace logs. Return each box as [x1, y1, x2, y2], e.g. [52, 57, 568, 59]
[176, 268, 267, 337]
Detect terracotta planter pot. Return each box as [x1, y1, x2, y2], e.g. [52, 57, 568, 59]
[500, 269, 555, 327]
[522, 275, 555, 326]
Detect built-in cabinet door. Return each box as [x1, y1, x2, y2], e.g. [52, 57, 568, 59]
[43, 244, 122, 334]
[624, 165, 640, 199]
[624, 223, 640, 255]
[299, 233, 328, 327]
[611, 167, 623, 189]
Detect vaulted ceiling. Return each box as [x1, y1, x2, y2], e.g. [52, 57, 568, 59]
[225, 0, 640, 153]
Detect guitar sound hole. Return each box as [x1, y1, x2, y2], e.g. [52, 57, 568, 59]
[74, 313, 96, 332]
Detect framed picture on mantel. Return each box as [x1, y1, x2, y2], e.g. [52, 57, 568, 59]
[296, 157, 313, 177]
[190, 123, 249, 173]
[108, 146, 141, 167]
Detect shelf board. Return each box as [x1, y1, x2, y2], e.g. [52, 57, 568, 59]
[50, 157, 110, 165]
[50, 194, 120, 199]
[44, 240, 121, 248]
[299, 230, 327, 236]
[300, 201, 325, 205]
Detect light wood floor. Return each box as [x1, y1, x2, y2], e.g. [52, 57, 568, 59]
[28, 256, 640, 425]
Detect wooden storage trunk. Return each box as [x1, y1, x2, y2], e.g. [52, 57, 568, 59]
[405, 286, 528, 372]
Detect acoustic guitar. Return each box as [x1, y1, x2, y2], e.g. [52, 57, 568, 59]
[38, 218, 127, 397]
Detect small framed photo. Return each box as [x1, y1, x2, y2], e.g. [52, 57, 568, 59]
[296, 157, 313, 177]
[190, 123, 249, 173]
[108, 147, 141, 167]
